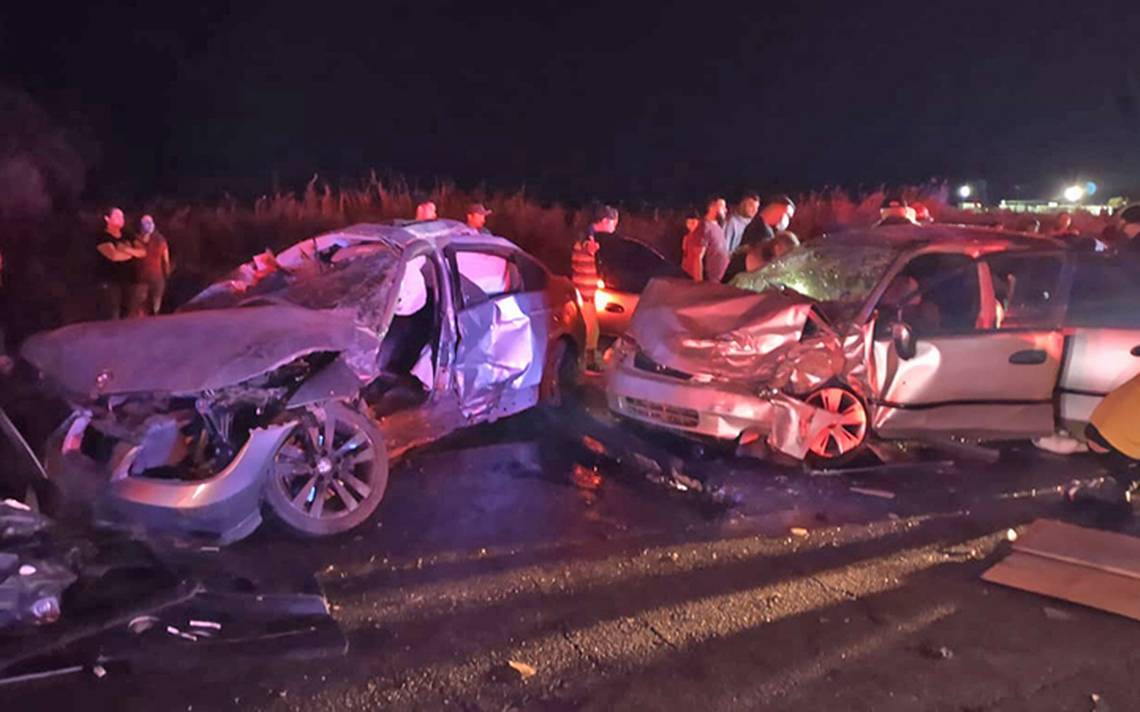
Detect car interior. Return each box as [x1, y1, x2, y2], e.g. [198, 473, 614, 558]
[367, 256, 442, 416]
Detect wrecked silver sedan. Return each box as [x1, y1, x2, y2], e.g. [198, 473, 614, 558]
[607, 224, 1140, 464]
[22, 220, 584, 541]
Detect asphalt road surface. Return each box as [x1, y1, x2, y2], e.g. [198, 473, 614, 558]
[4, 397, 1139, 711]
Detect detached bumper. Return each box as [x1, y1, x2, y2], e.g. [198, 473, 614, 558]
[47, 420, 297, 544]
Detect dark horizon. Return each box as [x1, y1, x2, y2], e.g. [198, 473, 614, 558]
[3, 0, 1140, 206]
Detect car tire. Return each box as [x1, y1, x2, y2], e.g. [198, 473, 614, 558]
[802, 385, 869, 468]
[540, 337, 579, 408]
[265, 401, 389, 537]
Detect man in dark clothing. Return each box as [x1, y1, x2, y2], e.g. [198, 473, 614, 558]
[95, 207, 146, 319]
[133, 214, 172, 315]
[739, 195, 795, 250]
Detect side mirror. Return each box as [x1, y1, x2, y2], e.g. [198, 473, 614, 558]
[891, 321, 917, 360]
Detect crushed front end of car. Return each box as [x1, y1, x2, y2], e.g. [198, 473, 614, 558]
[605, 277, 874, 462]
[22, 305, 384, 543]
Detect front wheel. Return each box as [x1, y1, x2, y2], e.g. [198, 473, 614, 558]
[803, 386, 869, 467]
[265, 401, 389, 537]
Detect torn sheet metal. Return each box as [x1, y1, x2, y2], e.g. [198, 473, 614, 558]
[628, 278, 816, 381]
[454, 293, 544, 417]
[766, 392, 848, 460]
[21, 306, 383, 398]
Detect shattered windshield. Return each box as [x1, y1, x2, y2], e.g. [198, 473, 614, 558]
[729, 240, 898, 304]
[185, 244, 401, 323]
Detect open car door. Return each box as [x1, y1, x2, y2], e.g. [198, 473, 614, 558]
[448, 248, 548, 422]
[1057, 253, 1140, 432]
[871, 251, 1065, 440]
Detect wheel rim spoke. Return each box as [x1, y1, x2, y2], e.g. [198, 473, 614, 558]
[291, 475, 319, 508]
[831, 426, 862, 453]
[322, 410, 338, 453]
[821, 388, 842, 412]
[339, 471, 372, 499]
[334, 432, 367, 458]
[331, 478, 359, 511]
[277, 461, 311, 479]
[310, 486, 326, 517]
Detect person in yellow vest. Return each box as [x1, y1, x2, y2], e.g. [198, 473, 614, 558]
[1086, 372, 1140, 508]
[572, 204, 618, 370]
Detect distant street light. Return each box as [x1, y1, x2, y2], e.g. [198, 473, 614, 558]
[957, 184, 972, 199]
[1063, 184, 1085, 203]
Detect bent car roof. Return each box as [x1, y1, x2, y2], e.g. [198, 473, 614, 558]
[318, 219, 519, 251]
[820, 223, 1065, 252]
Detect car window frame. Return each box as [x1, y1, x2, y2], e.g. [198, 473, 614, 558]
[870, 249, 987, 338]
[445, 246, 527, 311]
[979, 249, 1070, 332]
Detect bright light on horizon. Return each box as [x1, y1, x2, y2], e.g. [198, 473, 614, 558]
[1063, 184, 1085, 203]
[957, 184, 972, 199]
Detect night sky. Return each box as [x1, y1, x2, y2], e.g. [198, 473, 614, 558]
[3, 0, 1139, 203]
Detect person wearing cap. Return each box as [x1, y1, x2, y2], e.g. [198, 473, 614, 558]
[724, 191, 760, 254]
[874, 196, 918, 227]
[573, 205, 617, 369]
[465, 203, 493, 234]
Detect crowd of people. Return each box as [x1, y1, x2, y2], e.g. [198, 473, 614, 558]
[94, 207, 172, 319]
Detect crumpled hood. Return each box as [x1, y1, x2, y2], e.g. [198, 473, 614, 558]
[21, 305, 382, 399]
[627, 278, 819, 382]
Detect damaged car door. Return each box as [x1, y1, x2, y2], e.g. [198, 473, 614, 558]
[448, 248, 549, 421]
[871, 251, 1065, 439]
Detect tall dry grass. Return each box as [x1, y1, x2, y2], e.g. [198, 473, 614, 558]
[0, 175, 1109, 348]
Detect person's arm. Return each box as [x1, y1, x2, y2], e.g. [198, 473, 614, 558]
[161, 241, 172, 277]
[97, 240, 145, 261]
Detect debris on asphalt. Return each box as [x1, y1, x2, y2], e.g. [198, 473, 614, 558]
[919, 642, 954, 660]
[92, 664, 107, 678]
[508, 660, 537, 679]
[849, 486, 896, 499]
[1043, 606, 1076, 622]
[488, 660, 536, 683]
[982, 519, 1140, 621]
[789, 527, 810, 538]
[1005, 528, 1018, 542]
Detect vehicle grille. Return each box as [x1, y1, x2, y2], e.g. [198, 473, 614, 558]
[633, 351, 693, 381]
[621, 396, 700, 428]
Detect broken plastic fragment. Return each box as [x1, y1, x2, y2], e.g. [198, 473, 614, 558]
[508, 660, 537, 679]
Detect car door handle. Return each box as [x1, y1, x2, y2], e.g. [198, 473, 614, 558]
[1009, 349, 1047, 365]
[1130, 345, 1140, 357]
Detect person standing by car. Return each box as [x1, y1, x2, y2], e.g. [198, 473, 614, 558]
[413, 194, 437, 221]
[133, 214, 172, 315]
[683, 196, 729, 283]
[573, 205, 617, 369]
[95, 207, 145, 319]
[1050, 212, 1079, 237]
[465, 203, 493, 233]
[724, 191, 760, 254]
[740, 195, 794, 249]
